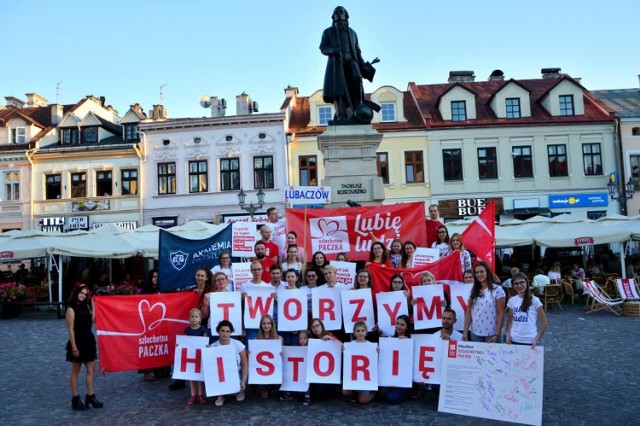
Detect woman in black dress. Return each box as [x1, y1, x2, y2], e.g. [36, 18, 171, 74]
[66, 284, 103, 410]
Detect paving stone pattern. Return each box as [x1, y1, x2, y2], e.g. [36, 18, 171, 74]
[0, 303, 638, 425]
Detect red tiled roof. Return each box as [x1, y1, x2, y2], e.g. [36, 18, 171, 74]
[409, 75, 614, 128]
[0, 104, 75, 128]
[287, 91, 426, 136]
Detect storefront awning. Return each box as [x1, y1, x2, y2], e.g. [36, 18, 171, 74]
[502, 208, 551, 216]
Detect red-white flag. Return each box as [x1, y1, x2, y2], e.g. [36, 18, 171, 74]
[461, 201, 495, 271]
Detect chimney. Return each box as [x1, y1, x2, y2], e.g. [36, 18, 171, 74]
[149, 104, 169, 120]
[25, 93, 48, 108]
[284, 85, 299, 108]
[488, 69, 505, 82]
[236, 92, 251, 115]
[541, 68, 562, 79]
[50, 104, 64, 125]
[209, 96, 227, 118]
[99, 96, 106, 106]
[448, 71, 475, 83]
[5, 96, 25, 109]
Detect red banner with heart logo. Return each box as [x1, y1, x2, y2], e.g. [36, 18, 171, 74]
[286, 202, 427, 261]
[95, 292, 199, 372]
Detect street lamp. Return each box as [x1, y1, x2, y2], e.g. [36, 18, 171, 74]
[607, 177, 635, 201]
[237, 188, 265, 219]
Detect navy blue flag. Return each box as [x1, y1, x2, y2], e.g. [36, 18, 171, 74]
[158, 225, 233, 292]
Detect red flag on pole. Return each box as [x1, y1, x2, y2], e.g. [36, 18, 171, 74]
[461, 201, 495, 271]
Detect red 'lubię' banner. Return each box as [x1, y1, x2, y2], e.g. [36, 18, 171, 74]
[286, 202, 427, 261]
[95, 292, 199, 372]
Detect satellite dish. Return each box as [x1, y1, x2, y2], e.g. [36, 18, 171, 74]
[199, 95, 212, 108]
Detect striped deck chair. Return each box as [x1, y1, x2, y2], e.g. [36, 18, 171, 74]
[615, 279, 640, 301]
[583, 280, 623, 316]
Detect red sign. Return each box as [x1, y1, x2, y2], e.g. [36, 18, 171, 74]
[574, 236, 594, 246]
[95, 292, 199, 372]
[0, 251, 14, 259]
[286, 202, 427, 261]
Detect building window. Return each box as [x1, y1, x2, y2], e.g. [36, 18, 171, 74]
[253, 156, 274, 189]
[512, 146, 533, 178]
[124, 124, 139, 141]
[318, 106, 332, 125]
[443, 149, 463, 181]
[189, 160, 208, 193]
[632, 127, 640, 136]
[96, 171, 112, 196]
[582, 143, 602, 176]
[220, 158, 240, 191]
[71, 172, 87, 198]
[158, 162, 176, 195]
[380, 103, 396, 122]
[63, 128, 79, 144]
[377, 152, 390, 184]
[4, 171, 19, 201]
[548, 144, 568, 177]
[45, 174, 61, 200]
[82, 127, 98, 143]
[630, 155, 640, 189]
[405, 151, 424, 183]
[477, 147, 498, 179]
[121, 169, 138, 195]
[11, 128, 26, 144]
[559, 95, 574, 116]
[505, 98, 521, 119]
[451, 101, 467, 122]
[587, 211, 606, 220]
[299, 155, 317, 186]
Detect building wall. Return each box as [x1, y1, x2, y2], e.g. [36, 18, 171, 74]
[621, 119, 640, 215]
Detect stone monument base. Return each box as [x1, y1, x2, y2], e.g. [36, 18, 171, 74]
[318, 124, 385, 206]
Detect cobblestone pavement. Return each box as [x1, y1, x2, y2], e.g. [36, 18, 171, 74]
[1, 302, 638, 425]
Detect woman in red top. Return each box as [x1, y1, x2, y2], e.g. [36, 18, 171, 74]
[366, 241, 392, 268]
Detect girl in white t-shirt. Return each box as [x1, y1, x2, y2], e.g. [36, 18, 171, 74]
[506, 273, 548, 348]
[211, 320, 248, 406]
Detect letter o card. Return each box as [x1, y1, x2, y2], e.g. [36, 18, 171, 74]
[277, 289, 308, 331]
[306, 339, 342, 384]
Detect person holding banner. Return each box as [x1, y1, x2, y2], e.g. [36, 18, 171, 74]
[282, 244, 305, 277]
[210, 252, 233, 292]
[366, 241, 392, 268]
[65, 284, 103, 411]
[342, 321, 377, 404]
[401, 241, 417, 268]
[431, 226, 450, 259]
[463, 261, 505, 343]
[389, 239, 403, 269]
[211, 320, 248, 406]
[256, 315, 284, 399]
[309, 318, 341, 400]
[505, 273, 547, 348]
[447, 233, 472, 275]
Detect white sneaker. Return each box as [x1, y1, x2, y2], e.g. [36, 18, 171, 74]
[235, 391, 245, 402]
[215, 396, 224, 406]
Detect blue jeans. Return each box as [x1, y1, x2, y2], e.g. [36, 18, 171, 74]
[470, 331, 502, 343]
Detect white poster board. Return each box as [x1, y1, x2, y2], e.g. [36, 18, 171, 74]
[243, 286, 275, 329]
[376, 291, 409, 336]
[232, 262, 252, 291]
[306, 339, 342, 384]
[331, 260, 356, 289]
[342, 341, 378, 391]
[208, 291, 242, 336]
[341, 288, 375, 332]
[412, 334, 443, 384]
[232, 222, 258, 257]
[311, 286, 343, 331]
[412, 284, 445, 330]
[172, 335, 209, 380]
[449, 284, 472, 331]
[378, 337, 413, 388]
[438, 341, 544, 426]
[202, 345, 241, 397]
[248, 340, 283, 385]
[413, 247, 440, 266]
[280, 346, 309, 392]
[277, 288, 309, 331]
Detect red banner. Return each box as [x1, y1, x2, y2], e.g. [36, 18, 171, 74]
[461, 201, 495, 271]
[368, 251, 464, 294]
[286, 202, 427, 261]
[95, 292, 199, 372]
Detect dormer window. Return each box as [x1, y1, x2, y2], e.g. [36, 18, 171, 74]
[124, 124, 139, 141]
[451, 101, 467, 121]
[505, 98, 521, 119]
[559, 95, 574, 116]
[318, 106, 332, 126]
[380, 103, 396, 122]
[82, 127, 98, 143]
[11, 127, 26, 144]
[632, 127, 640, 136]
[63, 128, 79, 144]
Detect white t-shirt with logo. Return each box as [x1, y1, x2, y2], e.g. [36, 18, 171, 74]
[507, 295, 543, 344]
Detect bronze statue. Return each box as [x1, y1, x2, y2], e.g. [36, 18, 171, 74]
[320, 6, 380, 124]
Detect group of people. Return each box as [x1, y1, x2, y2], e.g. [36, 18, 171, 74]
[64, 205, 548, 410]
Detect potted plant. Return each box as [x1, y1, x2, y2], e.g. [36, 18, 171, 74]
[0, 283, 27, 319]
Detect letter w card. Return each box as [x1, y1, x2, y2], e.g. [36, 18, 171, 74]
[172, 335, 209, 381]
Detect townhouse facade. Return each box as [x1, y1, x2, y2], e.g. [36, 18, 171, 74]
[139, 93, 288, 227]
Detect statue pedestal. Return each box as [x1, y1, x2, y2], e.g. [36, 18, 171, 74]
[318, 125, 385, 206]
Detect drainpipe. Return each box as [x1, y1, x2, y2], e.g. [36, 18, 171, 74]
[134, 131, 146, 228]
[25, 146, 38, 230]
[613, 116, 627, 215]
